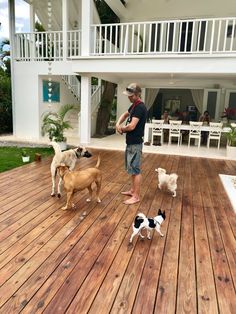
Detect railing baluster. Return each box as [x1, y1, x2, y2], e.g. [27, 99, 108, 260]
[160, 22, 164, 52]
[216, 20, 221, 52]
[120, 24, 124, 54]
[104, 26, 107, 54]
[197, 21, 202, 52]
[154, 23, 157, 53]
[124, 24, 129, 55]
[166, 22, 170, 52]
[172, 22, 176, 52]
[178, 21, 183, 52]
[131, 24, 134, 53]
[230, 19, 235, 52]
[148, 23, 152, 53]
[143, 23, 146, 53]
[137, 23, 140, 53]
[184, 21, 189, 52]
[203, 20, 208, 52]
[20, 35, 23, 60]
[223, 19, 228, 51]
[115, 25, 118, 53]
[210, 20, 215, 54]
[99, 26, 102, 54]
[109, 25, 112, 53]
[191, 20, 195, 52]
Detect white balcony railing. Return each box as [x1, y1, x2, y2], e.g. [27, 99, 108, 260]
[14, 17, 236, 61]
[92, 17, 236, 55]
[15, 31, 63, 60]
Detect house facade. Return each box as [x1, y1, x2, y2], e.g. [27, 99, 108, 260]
[8, 0, 236, 144]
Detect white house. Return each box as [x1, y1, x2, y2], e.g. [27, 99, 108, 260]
[8, 0, 236, 144]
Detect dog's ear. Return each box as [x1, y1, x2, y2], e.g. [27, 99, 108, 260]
[76, 147, 83, 155]
[158, 208, 162, 215]
[162, 210, 166, 220]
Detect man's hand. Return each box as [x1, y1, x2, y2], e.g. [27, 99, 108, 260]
[116, 124, 123, 135]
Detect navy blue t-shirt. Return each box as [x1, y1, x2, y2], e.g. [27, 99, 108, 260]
[126, 101, 147, 145]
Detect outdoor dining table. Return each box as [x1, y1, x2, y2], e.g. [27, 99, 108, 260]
[144, 122, 230, 143]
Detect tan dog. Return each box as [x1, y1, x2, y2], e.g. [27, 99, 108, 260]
[50, 141, 92, 197]
[57, 155, 102, 210]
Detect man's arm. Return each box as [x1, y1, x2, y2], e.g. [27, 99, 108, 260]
[121, 117, 139, 133]
[116, 111, 129, 134]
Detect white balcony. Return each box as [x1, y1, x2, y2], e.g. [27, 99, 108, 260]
[15, 16, 236, 61]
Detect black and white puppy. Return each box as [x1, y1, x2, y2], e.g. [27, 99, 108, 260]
[129, 209, 166, 243]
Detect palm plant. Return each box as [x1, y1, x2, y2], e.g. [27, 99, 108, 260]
[226, 126, 236, 147]
[41, 104, 74, 142]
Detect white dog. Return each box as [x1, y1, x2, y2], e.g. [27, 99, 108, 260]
[155, 167, 178, 197]
[129, 209, 166, 243]
[50, 141, 92, 197]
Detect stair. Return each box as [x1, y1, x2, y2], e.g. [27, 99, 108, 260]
[62, 75, 102, 138]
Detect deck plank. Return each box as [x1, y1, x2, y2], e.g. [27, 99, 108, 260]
[191, 157, 219, 314]
[176, 157, 197, 314]
[0, 149, 235, 313]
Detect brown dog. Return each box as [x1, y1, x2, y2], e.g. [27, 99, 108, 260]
[57, 155, 102, 210]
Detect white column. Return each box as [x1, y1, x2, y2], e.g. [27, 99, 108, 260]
[62, 0, 68, 61]
[80, 76, 91, 144]
[29, 2, 35, 60]
[8, 0, 16, 136]
[81, 0, 93, 56]
[29, 2, 35, 32]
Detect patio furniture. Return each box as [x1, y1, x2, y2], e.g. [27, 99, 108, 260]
[188, 121, 203, 148]
[207, 122, 223, 149]
[151, 120, 164, 145]
[168, 120, 182, 146]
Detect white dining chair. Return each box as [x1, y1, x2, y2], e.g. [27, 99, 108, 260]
[168, 120, 182, 146]
[207, 122, 223, 149]
[188, 121, 203, 148]
[151, 119, 164, 145]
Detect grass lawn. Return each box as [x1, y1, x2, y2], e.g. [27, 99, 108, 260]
[0, 146, 54, 173]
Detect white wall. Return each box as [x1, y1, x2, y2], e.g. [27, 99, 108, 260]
[14, 66, 40, 140]
[13, 62, 80, 140]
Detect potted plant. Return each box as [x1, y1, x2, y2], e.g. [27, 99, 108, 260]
[41, 104, 74, 150]
[21, 149, 30, 162]
[225, 125, 236, 158]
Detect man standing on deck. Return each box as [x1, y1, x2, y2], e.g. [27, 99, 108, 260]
[116, 83, 147, 205]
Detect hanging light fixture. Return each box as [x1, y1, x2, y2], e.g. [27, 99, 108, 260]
[47, 0, 52, 107]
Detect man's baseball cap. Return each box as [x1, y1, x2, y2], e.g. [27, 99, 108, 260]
[123, 83, 142, 96]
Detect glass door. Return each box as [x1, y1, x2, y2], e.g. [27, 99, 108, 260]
[203, 89, 221, 121]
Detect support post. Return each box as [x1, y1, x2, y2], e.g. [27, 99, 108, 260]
[80, 76, 91, 144]
[81, 0, 92, 56]
[62, 0, 68, 61]
[8, 0, 16, 136]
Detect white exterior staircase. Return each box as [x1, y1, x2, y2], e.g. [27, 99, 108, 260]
[63, 75, 102, 139]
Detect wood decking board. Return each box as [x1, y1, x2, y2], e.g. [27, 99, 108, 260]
[191, 157, 219, 314]
[176, 157, 197, 314]
[0, 150, 235, 314]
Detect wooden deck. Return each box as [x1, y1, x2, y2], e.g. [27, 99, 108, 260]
[0, 149, 235, 314]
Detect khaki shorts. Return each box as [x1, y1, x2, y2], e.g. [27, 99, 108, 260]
[125, 144, 142, 175]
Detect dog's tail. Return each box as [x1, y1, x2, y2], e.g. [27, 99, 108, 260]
[136, 212, 146, 220]
[95, 154, 101, 168]
[51, 141, 62, 155]
[169, 173, 178, 184]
